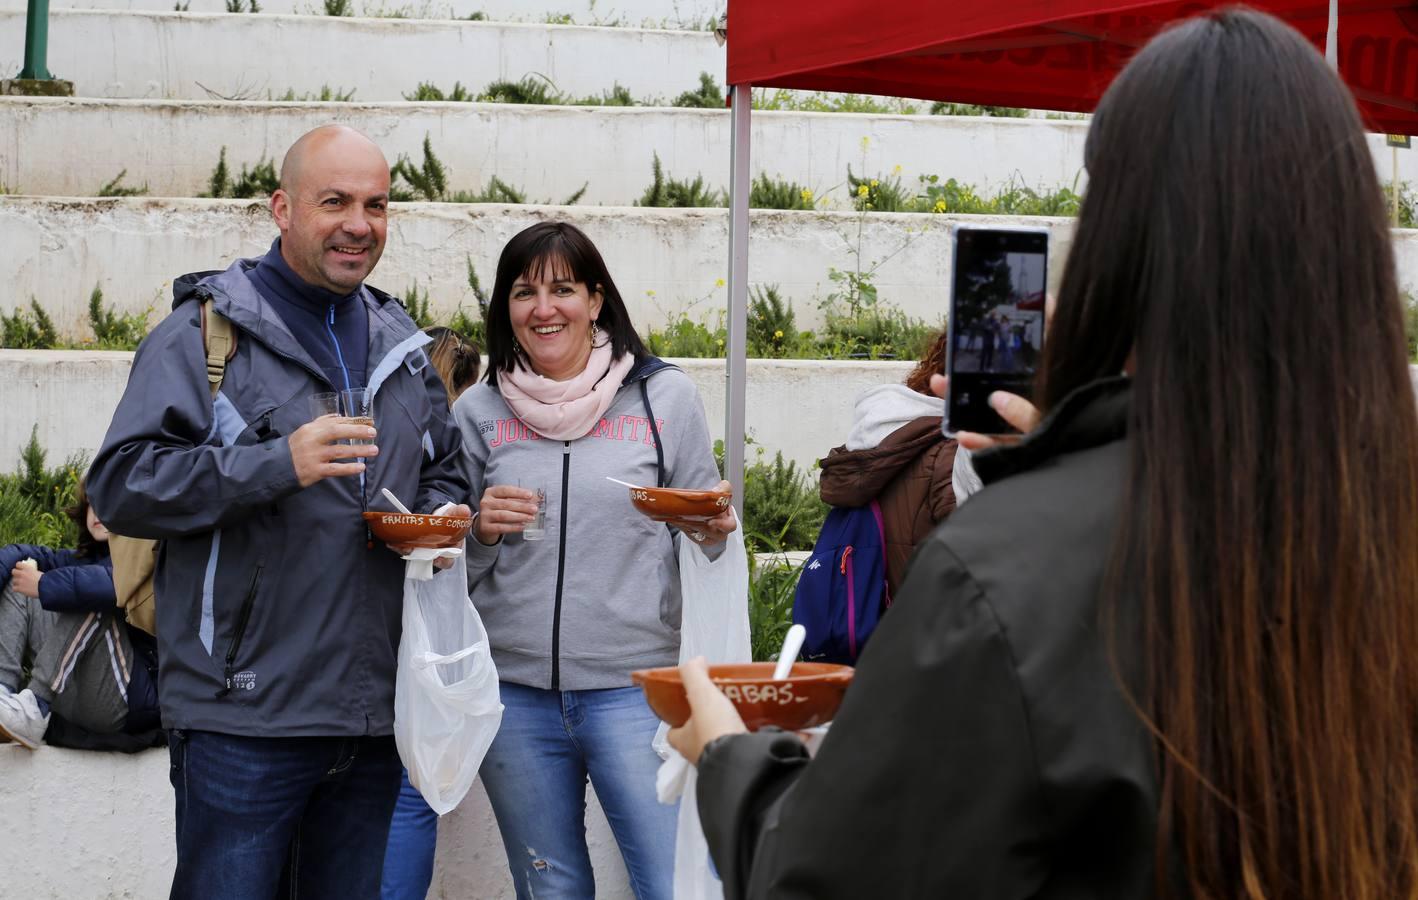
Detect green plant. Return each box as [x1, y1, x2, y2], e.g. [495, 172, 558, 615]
[461, 10, 486, 19]
[2, 301, 58, 349]
[573, 83, 636, 107]
[929, 102, 1028, 117]
[751, 89, 918, 115]
[224, 0, 261, 11]
[747, 559, 802, 662]
[0, 428, 85, 548]
[722, 442, 828, 554]
[915, 173, 1083, 216]
[402, 283, 435, 328]
[672, 72, 724, 109]
[479, 74, 564, 105]
[86, 286, 150, 350]
[749, 173, 815, 211]
[404, 81, 475, 102]
[323, 0, 351, 15]
[173, 1, 190, 9]
[818, 305, 937, 360]
[636, 153, 725, 208]
[544, 11, 574, 24]
[271, 85, 356, 102]
[389, 135, 448, 201]
[205, 147, 279, 199]
[1404, 291, 1418, 362]
[846, 164, 911, 212]
[1384, 181, 1417, 228]
[645, 316, 725, 358]
[747, 285, 801, 358]
[97, 169, 148, 197]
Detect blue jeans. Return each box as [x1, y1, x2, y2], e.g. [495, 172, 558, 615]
[167, 729, 403, 900]
[479, 683, 678, 900]
[380, 768, 439, 900]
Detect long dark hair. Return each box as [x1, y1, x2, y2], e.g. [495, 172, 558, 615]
[1043, 10, 1418, 898]
[483, 222, 648, 386]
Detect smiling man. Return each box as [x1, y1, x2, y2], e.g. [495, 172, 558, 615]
[88, 125, 469, 900]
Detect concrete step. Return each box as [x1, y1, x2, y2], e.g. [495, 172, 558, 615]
[0, 10, 724, 102]
[0, 196, 1084, 333]
[0, 349, 915, 475]
[0, 0, 720, 27]
[0, 96, 1101, 206]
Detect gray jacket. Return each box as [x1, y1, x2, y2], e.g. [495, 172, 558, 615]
[88, 259, 467, 737]
[453, 360, 721, 691]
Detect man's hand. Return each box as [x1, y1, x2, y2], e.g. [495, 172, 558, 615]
[388, 504, 472, 570]
[10, 561, 41, 599]
[472, 485, 539, 546]
[667, 656, 747, 766]
[289, 417, 379, 488]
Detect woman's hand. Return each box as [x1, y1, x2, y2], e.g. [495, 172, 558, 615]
[668, 481, 738, 547]
[472, 486, 540, 546]
[667, 656, 747, 766]
[10, 561, 41, 599]
[930, 374, 1041, 452]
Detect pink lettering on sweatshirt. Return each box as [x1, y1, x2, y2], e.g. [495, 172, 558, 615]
[483, 415, 667, 448]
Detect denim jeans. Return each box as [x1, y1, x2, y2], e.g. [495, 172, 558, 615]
[479, 683, 678, 900]
[380, 767, 439, 900]
[167, 729, 403, 900]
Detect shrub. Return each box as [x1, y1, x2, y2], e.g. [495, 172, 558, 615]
[645, 315, 725, 358]
[817, 306, 937, 360]
[749, 173, 815, 211]
[225, 0, 261, 11]
[0, 428, 85, 548]
[402, 283, 435, 328]
[1, 301, 58, 349]
[404, 81, 475, 102]
[929, 102, 1028, 117]
[728, 444, 828, 554]
[636, 153, 725, 208]
[389, 135, 448, 201]
[97, 169, 148, 197]
[205, 147, 278, 199]
[323, 0, 351, 15]
[752, 89, 918, 115]
[747, 285, 801, 358]
[748, 559, 802, 662]
[573, 84, 636, 107]
[672, 72, 724, 109]
[846, 165, 912, 212]
[480, 75, 564, 105]
[271, 85, 356, 102]
[1404, 291, 1418, 362]
[87, 286, 149, 350]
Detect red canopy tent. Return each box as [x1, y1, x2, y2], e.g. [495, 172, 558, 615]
[715, 0, 1418, 504]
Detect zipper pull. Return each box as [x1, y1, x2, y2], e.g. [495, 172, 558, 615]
[840, 545, 854, 575]
[328, 305, 336, 326]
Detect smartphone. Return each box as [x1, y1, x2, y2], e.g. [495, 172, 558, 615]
[944, 225, 1049, 436]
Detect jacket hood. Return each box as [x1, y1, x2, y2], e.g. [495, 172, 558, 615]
[972, 376, 1132, 485]
[843, 384, 943, 451]
[819, 416, 945, 507]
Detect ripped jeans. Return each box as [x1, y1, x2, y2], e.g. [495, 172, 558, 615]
[478, 683, 677, 900]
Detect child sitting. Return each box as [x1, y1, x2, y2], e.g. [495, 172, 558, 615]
[0, 477, 158, 749]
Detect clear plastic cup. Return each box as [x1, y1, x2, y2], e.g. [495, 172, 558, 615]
[520, 480, 547, 541]
[308, 391, 341, 421]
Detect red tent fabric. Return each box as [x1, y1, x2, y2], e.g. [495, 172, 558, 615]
[726, 1, 1418, 133]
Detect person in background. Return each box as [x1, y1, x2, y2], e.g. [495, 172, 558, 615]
[0, 476, 159, 749]
[667, 10, 1418, 899]
[452, 221, 733, 899]
[380, 323, 481, 900]
[816, 329, 958, 595]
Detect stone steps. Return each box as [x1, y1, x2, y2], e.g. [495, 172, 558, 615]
[0, 10, 724, 101]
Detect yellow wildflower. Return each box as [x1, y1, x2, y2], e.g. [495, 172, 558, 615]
[800, 187, 814, 204]
[933, 199, 947, 214]
[870, 179, 879, 188]
[716, 338, 725, 347]
[645, 289, 656, 297]
[715, 278, 726, 288]
[892, 164, 903, 176]
[773, 329, 784, 339]
[857, 184, 870, 198]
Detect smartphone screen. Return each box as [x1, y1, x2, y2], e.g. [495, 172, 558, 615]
[945, 226, 1049, 436]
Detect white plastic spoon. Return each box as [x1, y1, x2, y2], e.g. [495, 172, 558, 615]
[604, 477, 642, 490]
[773, 624, 807, 680]
[380, 487, 414, 515]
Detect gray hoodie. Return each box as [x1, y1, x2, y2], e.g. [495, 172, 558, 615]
[453, 359, 720, 690]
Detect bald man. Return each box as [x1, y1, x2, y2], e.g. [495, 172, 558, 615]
[89, 126, 470, 899]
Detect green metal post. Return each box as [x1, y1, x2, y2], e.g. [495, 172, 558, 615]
[17, 0, 54, 81]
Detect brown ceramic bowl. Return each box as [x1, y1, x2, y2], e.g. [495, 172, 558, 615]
[627, 485, 733, 523]
[362, 511, 473, 549]
[631, 662, 854, 731]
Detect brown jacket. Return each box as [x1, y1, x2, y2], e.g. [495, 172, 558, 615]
[818, 416, 958, 595]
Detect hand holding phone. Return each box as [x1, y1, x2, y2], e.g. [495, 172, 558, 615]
[943, 226, 1049, 437]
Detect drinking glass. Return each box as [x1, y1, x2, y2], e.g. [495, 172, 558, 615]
[519, 480, 547, 541]
[308, 391, 341, 421]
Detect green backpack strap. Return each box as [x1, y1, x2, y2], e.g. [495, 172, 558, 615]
[199, 296, 237, 399]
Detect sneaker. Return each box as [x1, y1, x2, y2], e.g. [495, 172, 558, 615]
[0, 689, 50, 750]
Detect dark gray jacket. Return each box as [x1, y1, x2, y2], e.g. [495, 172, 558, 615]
[88, 259, 467, 738]
[697, 377, 1164, 898]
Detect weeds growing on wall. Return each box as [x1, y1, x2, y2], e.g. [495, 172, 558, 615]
[746, 285, 804, 358]
[390, 136, 586, 204]
[930, 102, 1028, 117]
[672, 72, 724, 109]
[749, 174, 817, 211]
[205, 147, 279, 199]
[225, 0, 261, 11]
[1404, 291, 1418, 362]
[405, 81, 475, 102]
[636, 153, 725, 208]
[752, 89, 920, 115]
[323, 0, 352, 15]
[1, 302, 58, 350]
[86, 287, 150, 350]
[97, 170, 148, 197]
[0, 429, 86, 548]
[271, 85, 356, 102]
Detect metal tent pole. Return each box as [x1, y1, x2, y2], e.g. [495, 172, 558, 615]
[17, 0, 54, 80]
[725, 83, 751, 517]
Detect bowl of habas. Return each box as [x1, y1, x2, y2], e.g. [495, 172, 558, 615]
[631, 662, 855, 731]
[625, 485, 733, 523]
[362, 511, 473, 549]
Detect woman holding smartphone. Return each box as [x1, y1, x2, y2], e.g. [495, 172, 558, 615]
[452, 221, 733, 899]
[668, 10, 1418, 900]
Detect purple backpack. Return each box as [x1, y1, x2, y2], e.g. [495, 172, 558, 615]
[792, 500, 890, 664]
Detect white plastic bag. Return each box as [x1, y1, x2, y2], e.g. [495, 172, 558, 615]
[654, 510, 751, 900]
[395, 549, 504, 815]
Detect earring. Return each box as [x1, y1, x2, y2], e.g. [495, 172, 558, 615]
[590, 321, 599, 344]
[512, 339, 523, 356]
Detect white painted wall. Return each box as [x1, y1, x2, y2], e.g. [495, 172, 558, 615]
[0, 0, 722, 27]
[0, 11, 724, 102]
[0, 197, 1083, 333]
[0, 350, 913, 473]
[0, 743, 634, 899]
[0, 97, 1097, 204]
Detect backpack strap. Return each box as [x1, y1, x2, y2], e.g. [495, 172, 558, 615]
[638, 378, 667, 488]
[199, 296, 237, 400]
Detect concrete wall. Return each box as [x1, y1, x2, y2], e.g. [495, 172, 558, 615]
[0, 197, 1085, 333]
[0, 744, 634, 899]
[0, 97, 1098, 204]
[0, 11, 724, 102]
[0, 350, 914, 473]
[0, 0, 722, 26]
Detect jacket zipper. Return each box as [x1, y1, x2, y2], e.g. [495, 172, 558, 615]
[550, 442, 572, 690]
[326, 305, 370, 535]
[217, 564, 263, 697]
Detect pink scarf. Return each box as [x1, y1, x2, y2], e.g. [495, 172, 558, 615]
[499, 339, 634, 440]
